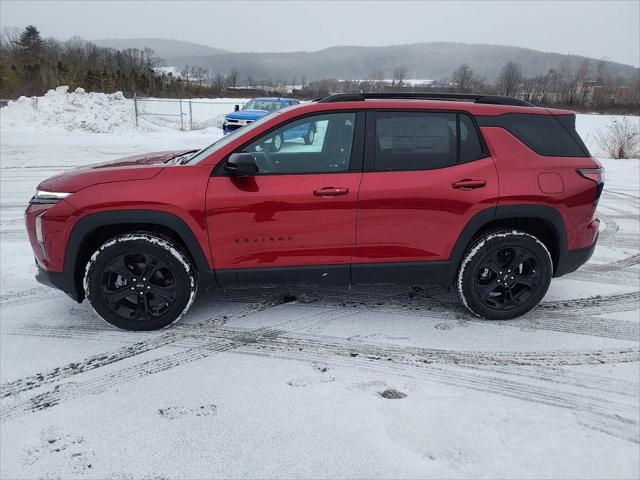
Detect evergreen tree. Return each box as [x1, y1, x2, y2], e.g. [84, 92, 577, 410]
[18, 25, 45, 63]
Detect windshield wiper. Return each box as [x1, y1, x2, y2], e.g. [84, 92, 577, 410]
[168, 150, 199, 165]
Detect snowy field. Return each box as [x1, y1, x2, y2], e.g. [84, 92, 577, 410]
[0, 92, 639, 478]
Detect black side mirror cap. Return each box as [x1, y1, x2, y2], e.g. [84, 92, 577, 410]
[225, 152, 258, 176]
[234, 104, 240, 112]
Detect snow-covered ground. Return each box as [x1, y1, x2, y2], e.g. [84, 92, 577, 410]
[0, 94, 639, 478]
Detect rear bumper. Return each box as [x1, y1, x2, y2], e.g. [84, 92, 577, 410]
[553, 231, 598, 277]
[35, 263, 81, 302]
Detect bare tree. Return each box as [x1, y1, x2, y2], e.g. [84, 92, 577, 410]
[496, 61, 523, 97]
[192, 66, 208, 86]
[180, 64, 192, 83]
[228, 68, 239, 90]
[212, 73, 225, 92]
[574, 58, 592, 105]
[451, 64, 480, 92]
[392, 66, 408, 87]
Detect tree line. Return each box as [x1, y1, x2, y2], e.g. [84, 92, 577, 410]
[0, 25, 249, 99]
[1, 25, 638, 114]
[303, 61, 639, 113]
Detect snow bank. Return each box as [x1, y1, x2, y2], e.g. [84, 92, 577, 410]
[0, 86, 136, 133]
[0, 88, 247, 134]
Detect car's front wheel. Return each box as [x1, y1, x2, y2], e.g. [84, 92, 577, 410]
[272, 133, 284, 152]
[84, 233, 197, 331]
[456, 230, 552, 320]
[304, 124, 316, 145]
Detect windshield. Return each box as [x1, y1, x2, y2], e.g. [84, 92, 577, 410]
[186, 111, 280, 164]
[242, 99, 282, 111]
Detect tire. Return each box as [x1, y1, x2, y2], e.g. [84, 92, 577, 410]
[83, 233, 197, 331]
[272, 133, 284, 152]
[456, 229, 552, 320]
[304, 124, 316, 145]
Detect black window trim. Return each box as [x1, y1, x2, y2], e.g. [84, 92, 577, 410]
[213, 109, 365, 177]
[364, 109, 490, 173]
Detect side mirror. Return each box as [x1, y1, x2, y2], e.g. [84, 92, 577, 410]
[234, 104, 240, 112]
[225, 152, 258, 176]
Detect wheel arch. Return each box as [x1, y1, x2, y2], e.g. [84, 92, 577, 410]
[450, 205, 568, 277]
[65, 210, 212, 302]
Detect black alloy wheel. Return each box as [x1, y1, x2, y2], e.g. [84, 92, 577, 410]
[85, 234, 196, 330]
[100, 252, 178, 320]
[457, 230, 553, 320]
[472, 245, 542, 311]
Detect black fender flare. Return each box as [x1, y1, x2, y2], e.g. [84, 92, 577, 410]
[64, 210, 212, 300]
[448, 204, 568, 274]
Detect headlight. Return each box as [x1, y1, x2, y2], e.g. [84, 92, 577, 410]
[35, 212, 48, 259]
[30, 189, 72, 204]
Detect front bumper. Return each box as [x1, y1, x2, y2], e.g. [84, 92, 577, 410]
[223, 118, 254, 134]
[35, 262, 81, 302]
[223, 124, 243, 135]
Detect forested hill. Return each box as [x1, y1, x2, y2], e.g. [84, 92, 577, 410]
[161, 41, 639, 81]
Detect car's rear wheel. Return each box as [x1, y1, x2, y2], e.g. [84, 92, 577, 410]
[456, 230, 552, 320]
[84, 233, 197, 331]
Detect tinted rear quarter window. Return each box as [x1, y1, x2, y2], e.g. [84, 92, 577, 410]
[477, 113, 589, 157]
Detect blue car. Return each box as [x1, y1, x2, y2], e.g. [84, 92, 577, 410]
[223, 98, 316, 151]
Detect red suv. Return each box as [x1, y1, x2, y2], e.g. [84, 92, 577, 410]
[25, 93, 603, 330]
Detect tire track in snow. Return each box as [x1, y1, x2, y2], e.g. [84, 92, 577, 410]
[7, 290, 640, 343]
[306, 290, 640, 319]
[179, 328, 640, 367]
[581, 254, 640, 273]
[4, 320, 638, 440]
[3, 305, 638, 443]
[230, 343, 639, 443]
[0, 305, 353, 415]
[0, 299, 278, 399]
[535, 291, 639, 315]
[597, 213, 621, 242]
[602, 190, 640, 206]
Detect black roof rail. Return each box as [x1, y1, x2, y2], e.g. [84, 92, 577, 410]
[316, 92, 534, 107]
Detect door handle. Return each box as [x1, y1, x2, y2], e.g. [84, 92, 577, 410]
[452, 179, 487, 190]
[313, 187, 349, 197]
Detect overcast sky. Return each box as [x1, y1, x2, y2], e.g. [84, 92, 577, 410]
[2, 0, 639, 66]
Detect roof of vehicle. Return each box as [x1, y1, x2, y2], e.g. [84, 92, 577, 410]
[249, 97, 299, 102]
[286, 92, 574, 116]
[317, 92, 534, 107]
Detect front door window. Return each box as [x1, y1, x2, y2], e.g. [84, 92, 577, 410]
[239, 112, 356, 174]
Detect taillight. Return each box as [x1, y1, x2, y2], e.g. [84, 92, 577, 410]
[577, 168, 604, 184]
[577, 168, 605, 204]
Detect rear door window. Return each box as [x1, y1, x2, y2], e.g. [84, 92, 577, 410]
[374, 112, 457, 171]
[371, 111, 488, 171]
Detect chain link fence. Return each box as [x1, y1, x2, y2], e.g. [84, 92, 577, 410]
[133, 96, 246, 131]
